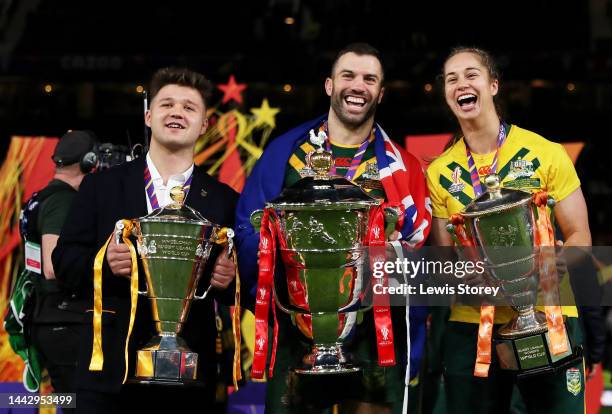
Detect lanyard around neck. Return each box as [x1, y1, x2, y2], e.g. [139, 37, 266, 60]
[144, 166, 193, 210]
[465, 122, 507, 197]
[321, 121, 373, 182]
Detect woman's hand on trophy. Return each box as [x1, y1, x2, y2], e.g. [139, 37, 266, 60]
[210, 247, 236, 290]
[106, 241, 132, 278]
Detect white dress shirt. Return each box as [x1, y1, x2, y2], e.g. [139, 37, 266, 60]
[145, 152, 194, 213]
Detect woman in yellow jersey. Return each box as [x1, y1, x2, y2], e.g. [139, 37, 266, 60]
[425, 47, 592, 413]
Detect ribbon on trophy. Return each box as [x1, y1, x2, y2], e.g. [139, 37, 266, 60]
[449, 213, 495, 378]
[369, 204, 396, 367]
[533, 192, 569, 356]
[278, 224, 312, 339]
[251, 208, 280, 379]
[214, 227, 243, 388]
[90, 219, 140, 385]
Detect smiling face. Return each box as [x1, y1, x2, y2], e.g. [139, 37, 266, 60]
[443, 51, 499, 122]
[325, 52, 384, 129]
[145, 84, 208, 152]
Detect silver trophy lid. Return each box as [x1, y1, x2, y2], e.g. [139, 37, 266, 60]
[268, 175, 379, 210]
[462, 174, 532, 217]
[140, 186, 211, 224]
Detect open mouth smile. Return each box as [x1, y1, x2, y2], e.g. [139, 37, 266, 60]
[165, 122, 185, 129]
[457, 93, 477, 111]
[344, 95, 367, 108]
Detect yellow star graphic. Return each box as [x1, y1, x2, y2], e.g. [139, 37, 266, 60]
[250, 99, 280, 128]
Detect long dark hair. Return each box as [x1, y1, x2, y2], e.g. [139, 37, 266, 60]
[441, 47, 502, 151]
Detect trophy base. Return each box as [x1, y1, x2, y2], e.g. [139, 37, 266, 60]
[494, 313, 580, 378]
[131, 333, 199, 383]
[293, 344, 360, 375]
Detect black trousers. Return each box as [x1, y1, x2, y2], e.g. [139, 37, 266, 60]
[30, 323, 81, 413]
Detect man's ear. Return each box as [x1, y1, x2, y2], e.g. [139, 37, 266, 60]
[325, 78, 333, 97]
[200, 117, 209, 135]
[145, 109, 152, 128]
[378, 86, 385, 104]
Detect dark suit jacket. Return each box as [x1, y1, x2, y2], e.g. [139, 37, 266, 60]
[52, 157, 238, 393]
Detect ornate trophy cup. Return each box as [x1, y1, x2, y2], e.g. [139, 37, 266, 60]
[450, 174, 577, 376]
[125, 187, 231, 384]
[251, 141, 399, 375]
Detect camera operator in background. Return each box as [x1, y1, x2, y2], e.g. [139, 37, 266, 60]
[15, 130, 98, 409]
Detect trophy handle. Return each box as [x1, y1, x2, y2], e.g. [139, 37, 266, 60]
[193, 242, 214, 300]
[115, 220, 149, 295]
[194, 285, 213, 301]
[194, 226, 235, 301]
[250, 209, 264, 232]
[272, 282, 292, 314]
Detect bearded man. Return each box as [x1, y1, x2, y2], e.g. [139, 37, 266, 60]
[235, 43, 432, 414]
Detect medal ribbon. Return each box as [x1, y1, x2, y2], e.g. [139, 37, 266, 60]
[322, 121, 373, 181]
[369, 205, 396, 367]
[533, 192, 569, 356]
[251, 208, 279, 379]
[465, 122, 506, 197]
[144, 166, 193, 210]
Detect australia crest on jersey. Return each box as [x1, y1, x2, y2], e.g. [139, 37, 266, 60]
[508, 159, 534, 179]
[565, 367, 581, 396]
[448, 166, 465, 193]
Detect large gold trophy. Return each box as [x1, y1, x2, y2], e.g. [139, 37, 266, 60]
[251, 144, 399, 375]
[89, 187, 234, 385]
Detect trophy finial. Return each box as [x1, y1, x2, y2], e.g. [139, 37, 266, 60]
[169, 186, 186, 208]
[307, 129, 333, 179]
[309, 129, 327, 150]
[484, 174, 503, 199]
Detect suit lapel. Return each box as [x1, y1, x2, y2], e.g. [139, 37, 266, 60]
[123, 157, 148, 219]
[185, 166, 211, 220]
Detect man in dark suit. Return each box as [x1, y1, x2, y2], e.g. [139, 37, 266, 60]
[52, 67, 238, 413]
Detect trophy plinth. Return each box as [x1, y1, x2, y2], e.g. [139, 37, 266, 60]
[295, 344, 359, 375]
[453, 174, 578, 377]
[135, 334, 199, 383]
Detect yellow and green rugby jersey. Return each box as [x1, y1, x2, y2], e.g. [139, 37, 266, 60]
[285, 137, 386, 199]
[425, 124, 581, 324]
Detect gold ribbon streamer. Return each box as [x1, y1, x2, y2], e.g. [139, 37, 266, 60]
[214, 227, 242, 389]
[122, 221, 140, 384]
[89, 233, 113, 371]
[89, 219, 140, 385]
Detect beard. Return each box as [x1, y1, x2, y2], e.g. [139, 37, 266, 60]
[330, 89, 380, 130]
